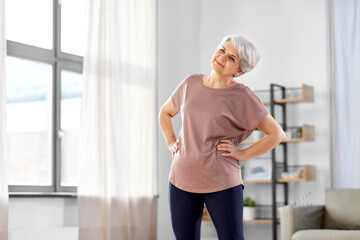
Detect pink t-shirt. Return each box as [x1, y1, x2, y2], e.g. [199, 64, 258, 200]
[170, 74, 268, 193]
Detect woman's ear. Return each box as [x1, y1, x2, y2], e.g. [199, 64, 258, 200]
[234, 70, 243, 77]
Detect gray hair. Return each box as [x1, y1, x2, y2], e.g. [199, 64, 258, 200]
[219, 35, 260, 76]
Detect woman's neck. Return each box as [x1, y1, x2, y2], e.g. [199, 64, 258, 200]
[203, 72, 237, 89]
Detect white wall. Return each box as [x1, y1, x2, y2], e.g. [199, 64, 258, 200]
[157, 0, 330, 239]
[156, 0, 201, 239]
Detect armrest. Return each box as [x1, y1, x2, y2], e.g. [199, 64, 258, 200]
[279, 205, 325, 240]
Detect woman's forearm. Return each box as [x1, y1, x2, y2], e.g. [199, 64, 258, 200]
[158, 110, 177, 148]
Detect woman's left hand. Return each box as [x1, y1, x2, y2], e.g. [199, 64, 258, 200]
[217, 139, 246, 162]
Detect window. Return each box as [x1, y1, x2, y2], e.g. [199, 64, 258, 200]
[6, 0, 86, 192]
[60, 70, 82, 187]
[7, 57, 53, 187]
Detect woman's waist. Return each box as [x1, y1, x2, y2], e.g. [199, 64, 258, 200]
[172, 152, 240, 170]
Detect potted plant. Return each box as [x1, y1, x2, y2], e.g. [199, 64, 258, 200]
[243, 197, 256, 220]
[296, 127, 303, 138]
[292, 126, 303, 139]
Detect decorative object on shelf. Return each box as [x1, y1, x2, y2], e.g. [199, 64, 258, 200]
[280, 170, 303, 180]
[277, 165, 316, 182]
[286, 89, 299, 99]
[285, 126, 303, 139]
[244, 159, 272, 181]
[293, 126, 303, 138]
[285, 125, 314, 142]
[243, 197, 257, 220]
[297, 126, 303, 136]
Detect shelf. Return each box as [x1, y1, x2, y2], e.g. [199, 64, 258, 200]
[262, 84, 314, 105]
[243, 165, 316, 183]
[242, 125, 314, 144]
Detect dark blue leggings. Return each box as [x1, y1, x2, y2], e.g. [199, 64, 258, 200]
[169, 182, 244, 240]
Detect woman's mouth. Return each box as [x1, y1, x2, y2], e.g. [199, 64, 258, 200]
[215, 59, 224, 67]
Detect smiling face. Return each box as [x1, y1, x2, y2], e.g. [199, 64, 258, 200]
[211, 40, 243, 77]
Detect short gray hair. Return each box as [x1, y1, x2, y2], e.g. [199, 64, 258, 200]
[220, 35, 260, 76]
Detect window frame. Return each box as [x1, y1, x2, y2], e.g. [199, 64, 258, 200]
[7, 0, 83, 193]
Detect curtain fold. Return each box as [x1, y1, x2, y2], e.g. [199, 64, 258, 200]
[330, 0, 360, 188]
[0, 0, 8, 239]
[78, 0, 157, 239]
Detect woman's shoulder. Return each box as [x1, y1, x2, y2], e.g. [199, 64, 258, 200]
[232, 83, 261, 99]
[233, 82, 250, 92]
[173, 74, 202, 93]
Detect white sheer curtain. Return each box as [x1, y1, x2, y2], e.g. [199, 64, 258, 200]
[0, 0, 8, 239]
[78, 0, 157, 239]
[330, 0, 360, 188]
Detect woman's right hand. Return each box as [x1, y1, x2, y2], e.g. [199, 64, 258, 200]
[168, 140, 179, 158]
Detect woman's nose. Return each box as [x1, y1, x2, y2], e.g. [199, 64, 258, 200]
[218, 55, 226, 62]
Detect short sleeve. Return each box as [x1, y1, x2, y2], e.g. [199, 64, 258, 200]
[241, 87, 268, 130]
[170, 77, 189, 112]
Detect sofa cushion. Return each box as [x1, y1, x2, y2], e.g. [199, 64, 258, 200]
[323, 188, 360, 230]
[292, 230, 360, 240]
[293, 206, 324, 231]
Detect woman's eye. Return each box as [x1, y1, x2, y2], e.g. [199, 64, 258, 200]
[230, 57, 235, 62]
[219, 49, 225, 53]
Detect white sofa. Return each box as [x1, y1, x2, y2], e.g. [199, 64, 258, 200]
[279, 188, 360, 240]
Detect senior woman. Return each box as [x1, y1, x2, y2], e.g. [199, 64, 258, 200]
[159, 35, 285, 240]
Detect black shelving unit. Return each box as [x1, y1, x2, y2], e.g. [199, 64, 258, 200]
[270, 83, 288, 240]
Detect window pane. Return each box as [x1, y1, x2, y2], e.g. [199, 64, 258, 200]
[6, 57, 53, 186]
[5, 0, 53, 49]
[60, 70, 82, 186]
[61, 0, 86, 56]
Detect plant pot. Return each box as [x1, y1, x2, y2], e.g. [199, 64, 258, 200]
[243, 207, 256, 220]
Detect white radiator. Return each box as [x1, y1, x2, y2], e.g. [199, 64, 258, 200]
[9, 227, 78, 240]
